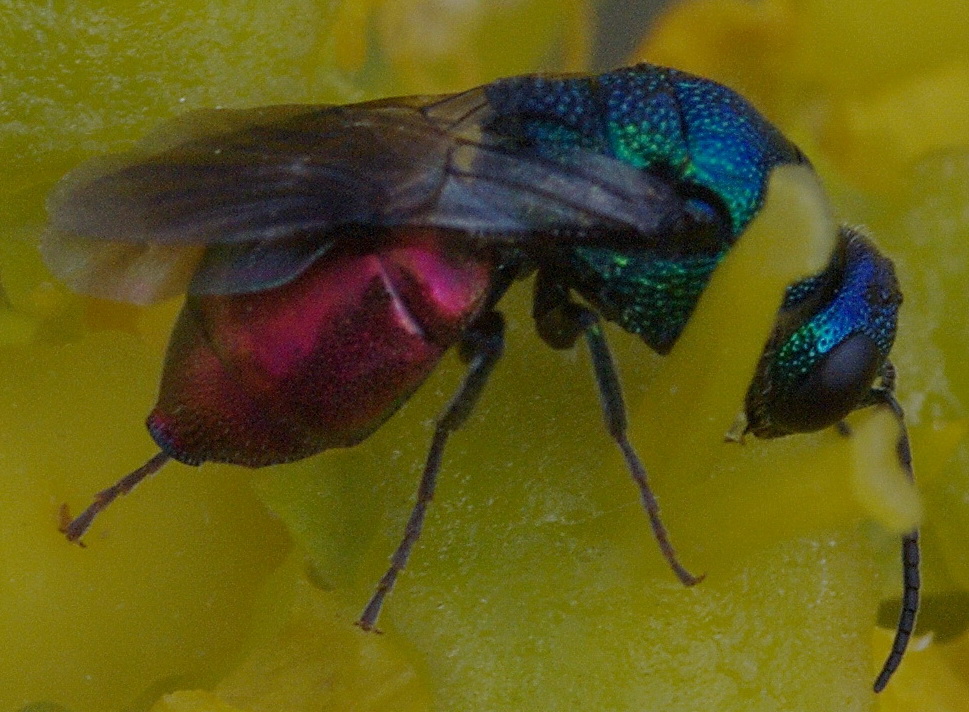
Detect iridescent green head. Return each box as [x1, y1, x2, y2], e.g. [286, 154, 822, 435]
[744, 226, 902, 437]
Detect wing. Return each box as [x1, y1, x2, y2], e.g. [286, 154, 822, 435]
[44, 87, 709, 303]
[44, 100, 459, 302]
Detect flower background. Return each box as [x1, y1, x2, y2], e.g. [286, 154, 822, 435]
[1, 0, 968, 710]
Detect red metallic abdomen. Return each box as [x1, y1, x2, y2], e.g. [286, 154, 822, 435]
[147, 228, 494, 466]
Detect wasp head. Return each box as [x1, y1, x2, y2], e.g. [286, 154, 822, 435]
[745, 226, 902, 438]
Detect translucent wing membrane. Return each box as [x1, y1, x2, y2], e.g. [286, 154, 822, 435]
[45, 103, 457, 246]
[44, 89, 713, 303]
[40, 237, 206, 305]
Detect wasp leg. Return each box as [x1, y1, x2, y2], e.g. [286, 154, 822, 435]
[60, 451, 171, 544]
[867, 368, 920, 693]
[533, 274, 702, 587]
[357, 310, 505, 632]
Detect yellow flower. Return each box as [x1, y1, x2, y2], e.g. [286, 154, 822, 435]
[1, 0, 963, 710]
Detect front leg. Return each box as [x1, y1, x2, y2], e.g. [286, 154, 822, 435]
[533, 272, 702, 586]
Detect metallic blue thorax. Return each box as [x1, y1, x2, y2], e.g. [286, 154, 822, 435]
[485, 64, 806, 352]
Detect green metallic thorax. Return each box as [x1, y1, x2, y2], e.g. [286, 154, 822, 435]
[564, 248, 724, 354]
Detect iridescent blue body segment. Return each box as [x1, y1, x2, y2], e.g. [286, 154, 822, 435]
[485, 65, 807, 352]
[485, 65, 804, 233]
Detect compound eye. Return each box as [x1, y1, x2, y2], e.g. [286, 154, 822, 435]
[769, 333, 884, 433]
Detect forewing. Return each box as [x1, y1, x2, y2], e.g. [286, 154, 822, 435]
[43, 100, 460, 302]
[46, 102, 457, 245]
[41, 237, 206, 305]
[44, 85, 711, 303]
[422, 90, 706, 243]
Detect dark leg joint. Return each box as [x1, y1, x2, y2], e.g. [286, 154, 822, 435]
[533, 267, 591, 349]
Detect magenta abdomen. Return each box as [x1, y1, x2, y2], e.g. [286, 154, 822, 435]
[147, 228, 494, 466]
